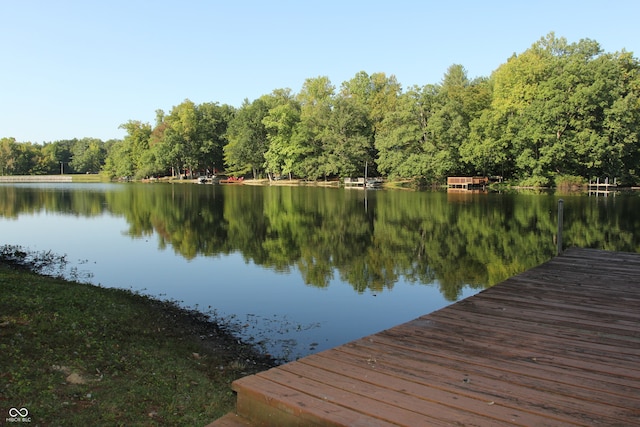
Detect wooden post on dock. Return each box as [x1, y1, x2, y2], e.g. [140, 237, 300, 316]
[557, 199, 564, 255]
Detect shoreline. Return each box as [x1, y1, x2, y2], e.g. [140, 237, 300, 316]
[4, 174, 639, 194]
[0, 257, 278, 425]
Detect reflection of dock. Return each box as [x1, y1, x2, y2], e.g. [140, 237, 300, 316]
[211, 248, 640, 426]
[447, 176, 488, 190]
[589, 177, 617, 196]
[446, 188, 488, 195]
[447, 188, 488, 202]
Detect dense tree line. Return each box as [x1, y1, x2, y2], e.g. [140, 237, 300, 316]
[0, 137, 109, 175]
[2, 34, 639, 185]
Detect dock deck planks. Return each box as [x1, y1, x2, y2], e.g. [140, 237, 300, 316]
[209, 248, 640, 426]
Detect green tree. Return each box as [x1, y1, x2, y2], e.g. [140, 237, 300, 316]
[103, 121, 151, 178]
[225, 97, 270, 178]
[163, 99, 199, 178]
[40, 140, 74, 175]
[154, 100, 233, 178]
[294, 76, 335, 180]
[462, 107, 511, 178]
[145, 110, 171, 177]
[262, 89, 301, 179]
[322, 94, 371, 178]
[580, 51, 640, 183]
[0, 137, 17, 175]
[367, 72, 402, 136]
[196, 102, 235, 175]
[474, 33, 640, 185]
[0, 138, 48, 175]
[125, 121, 152, 175]
[342, 71, 401, 176]
[375, 85, 436, 179]
[4, 142, 44, 175]
[70, 138, 106, 173]
[103, 139, 134, 179]
[424, 65, 472, 179]
[481, 39, 553, 184]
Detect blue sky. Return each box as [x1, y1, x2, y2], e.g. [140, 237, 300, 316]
[1, 0, 638, 143]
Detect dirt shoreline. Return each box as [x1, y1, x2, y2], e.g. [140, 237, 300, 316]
[142, 295, 280, 371]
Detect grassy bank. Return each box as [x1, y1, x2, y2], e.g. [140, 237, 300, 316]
[0, 263, 276, 426]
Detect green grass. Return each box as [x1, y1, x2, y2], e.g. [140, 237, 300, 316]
[70, 173, 110, 183]
[554, 174, 587, 188]
[0, 264, 275, 426]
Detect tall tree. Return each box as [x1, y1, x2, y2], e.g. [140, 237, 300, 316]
[196, 102, 235, 174]
[262, 89, 301, 179]
[0, 137, 17, 175]
[294, 76, 335, 179]
[40, 140, 74, 175]
[225, 97, 270, 178]
[576, 51, 640, 182]
[155, 99, 198, 178]
[341, 71, 400, 175]
[475, 33, 640, 185]
[375, 85, 438, 180]
[367, 72, 402, 135]
[104, 121, 151, 178]
[103, 139, 134, 179]
[423, 65, 472, 178]
[462, 107, 511, 177]
[123, 121, 152, 174]
[70, 138, 106, 173]
[323, 94, 371, 178]
[0, 142, 46, 175]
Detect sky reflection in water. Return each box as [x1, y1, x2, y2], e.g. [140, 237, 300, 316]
[0, 208, 477, 361]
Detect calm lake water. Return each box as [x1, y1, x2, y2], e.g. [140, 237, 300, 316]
[1, 183, 638, 361]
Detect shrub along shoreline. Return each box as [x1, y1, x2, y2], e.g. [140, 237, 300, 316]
[0, 262, 277, 426]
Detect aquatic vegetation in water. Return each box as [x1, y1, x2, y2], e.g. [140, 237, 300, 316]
[0, 244, 93, 282]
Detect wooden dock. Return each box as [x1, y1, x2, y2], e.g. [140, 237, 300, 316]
[588, 178, 618, 196]
[447, 176, 489, 190]
[209, 248, 640, 426]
